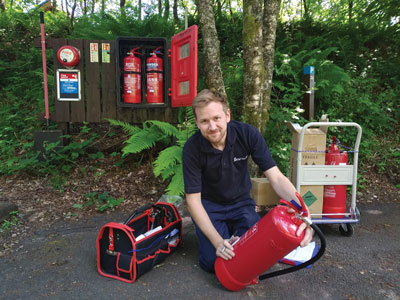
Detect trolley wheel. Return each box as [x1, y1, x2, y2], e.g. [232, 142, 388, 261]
[339, 223, 354, 237]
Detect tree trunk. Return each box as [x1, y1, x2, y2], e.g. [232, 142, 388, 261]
[70, 0, 77, 26]
[120, 0, 126, 17]
[173, 0, 179, 24]
[227, 0, 234, 20]
[52, 0, 57, 11]
[158, 0, 162, 16]
[65, 0, 70, 16]
[0, 0, 5, 11]
[215, 0, 222, 19]
[91, 0, 96, 14]
[197, 0, 227, 100]
[81, 0, 87, 15]
[302, 0, 309, 20]
[242, 0, 264, 131]
[101, 0, 105, 14]
[164, 0, 170, 19]
[260, 0, 281, 135]
[138, 0, 142, 21]
[348, 0, 353, 23]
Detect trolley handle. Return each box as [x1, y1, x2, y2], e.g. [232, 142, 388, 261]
[298, 122, 362, 154]
[295, 121, 362, 194]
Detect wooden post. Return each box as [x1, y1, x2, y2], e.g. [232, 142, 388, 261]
[69, 39, 86, 122]
[53, 38, 70, 123]
[101, 40, 117, 120]
[302, 66, 315, 120]
[84, 40, 102, 122]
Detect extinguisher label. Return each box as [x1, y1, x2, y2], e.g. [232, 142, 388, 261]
[102, 43, 110, 63]
[90, 43, 99, 63]
[238, 223, 258, 247]
[147, 62, 159, 70]
[324, 186, 336, 198]
[125, 62, 140, 72]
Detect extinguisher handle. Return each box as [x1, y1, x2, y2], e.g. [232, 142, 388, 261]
[129, 47, 141, 56]
[280, 193, 308, 217]
[296, 192, 309, 217]
[153, 46, 163, 55]
[280, 199, 301, 213]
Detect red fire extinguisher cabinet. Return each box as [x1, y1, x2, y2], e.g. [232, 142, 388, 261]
[295, 122, 362, 236]
[116, 25, 198, 108]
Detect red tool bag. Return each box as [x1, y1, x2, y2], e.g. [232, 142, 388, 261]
[96, 202, 182, 283]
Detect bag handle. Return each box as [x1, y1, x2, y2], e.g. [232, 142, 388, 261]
[124, 203, 153, 225]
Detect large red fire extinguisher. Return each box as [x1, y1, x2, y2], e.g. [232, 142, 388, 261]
[123, 47, 141, 104]
[215, 193, 326, 291]
[146, 47, 163, 104]
[323, 136, 348, 218]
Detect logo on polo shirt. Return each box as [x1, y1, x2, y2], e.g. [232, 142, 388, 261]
[234, 155, 248, 162]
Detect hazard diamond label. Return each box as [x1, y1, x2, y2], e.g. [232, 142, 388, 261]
[302, 191, 318, 207]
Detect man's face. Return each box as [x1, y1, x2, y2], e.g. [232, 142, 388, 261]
[194, 101, 230, 150]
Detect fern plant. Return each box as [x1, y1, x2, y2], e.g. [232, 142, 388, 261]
[108, 107, 197, 196]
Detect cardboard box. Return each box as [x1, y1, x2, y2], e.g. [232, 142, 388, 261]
[250, 178, 280, 206]
[288, 122, 327, 215]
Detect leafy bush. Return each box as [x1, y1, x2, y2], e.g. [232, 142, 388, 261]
[0, 211, 19, 232]
[74, 192, 123, 212]
[108, 107, 197, 196]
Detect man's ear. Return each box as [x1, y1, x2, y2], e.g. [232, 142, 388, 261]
[194, 115, 200, 128]
[226, 108, 231, 123]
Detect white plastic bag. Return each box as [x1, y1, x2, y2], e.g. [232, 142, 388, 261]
[157, 194, 184, 217]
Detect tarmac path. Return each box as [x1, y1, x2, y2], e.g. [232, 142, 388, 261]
[0, 202, 399, 300]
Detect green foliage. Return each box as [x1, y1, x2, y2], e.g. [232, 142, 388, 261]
[0, 120, 105, 198]
[0, 2, 399, 185]
[75, 192, 123, 212]
[264, 21, 400, 176]
[71, 12, 178, 40]
[222, 58, 244, 120]
[109, 107, 197, 196]
[41, 129, 101, 173]
[1, 211, 19, 232]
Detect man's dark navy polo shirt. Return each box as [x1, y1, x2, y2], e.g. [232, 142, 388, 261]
[182, 120, 276, 204]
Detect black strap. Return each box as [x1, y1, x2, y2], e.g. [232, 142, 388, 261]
[259, 223, 326, 281]
[124, 203, 153, 225]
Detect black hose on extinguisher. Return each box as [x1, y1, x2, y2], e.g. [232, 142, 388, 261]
[259, 222, 326, 280]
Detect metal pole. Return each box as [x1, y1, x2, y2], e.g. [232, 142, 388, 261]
[40, 12, 50, 127]
[302, 66, 315, 120]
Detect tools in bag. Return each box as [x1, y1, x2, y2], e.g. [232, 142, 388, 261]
[96, 202, 182, 283]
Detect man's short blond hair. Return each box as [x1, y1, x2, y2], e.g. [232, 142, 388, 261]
[192, 89, 229, 118]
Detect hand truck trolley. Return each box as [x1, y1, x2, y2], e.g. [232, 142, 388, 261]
[295, 122, 362, 236]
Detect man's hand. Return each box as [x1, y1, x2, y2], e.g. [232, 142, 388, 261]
[296, 222, 314, 247]
[216, 236, 239, 260]
[287, 208, 314, 247]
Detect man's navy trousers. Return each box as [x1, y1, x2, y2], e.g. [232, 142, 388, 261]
[193, 198, 260, 273]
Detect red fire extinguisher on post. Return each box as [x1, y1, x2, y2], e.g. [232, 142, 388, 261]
[146, 47, 164, 104]
[215, 193, 326, 291]
[123, 47, 141, 104]
[323, 136, 348, 218]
